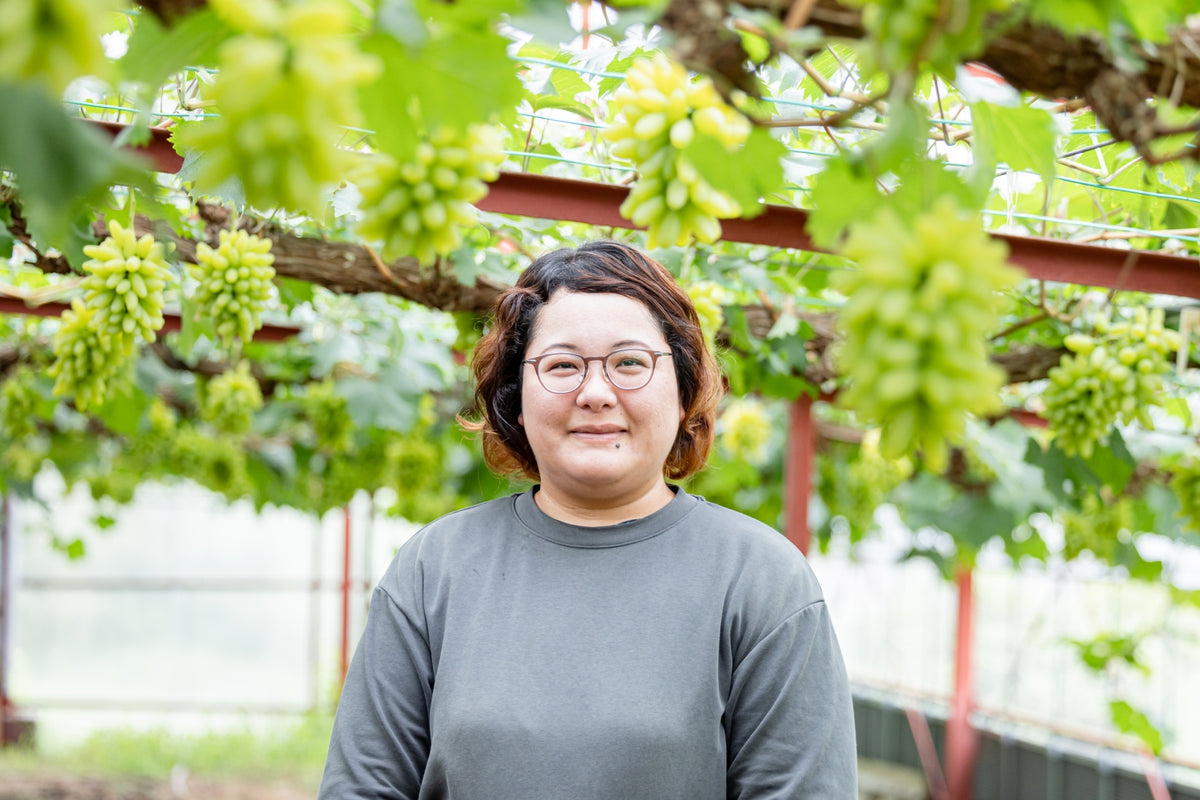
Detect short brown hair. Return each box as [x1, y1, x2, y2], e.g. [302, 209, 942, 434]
[464, 240, 723, 481]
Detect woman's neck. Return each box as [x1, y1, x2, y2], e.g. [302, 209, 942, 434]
[532, 480, 675, 527]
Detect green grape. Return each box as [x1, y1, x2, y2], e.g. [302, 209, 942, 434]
[81, 220, 172, 349]
[47, 299, 132, 410]
[1043, 307, 1181, 457]
[385, 434, 456, 523]
[145, 396, 178, 438]
[0, 0, 115, 94]
[354, 124, 506, 265]
[202, 361, 263, 434]
[0, 366, 42, 439]
[169, 426, 250, 499]
[719, 398, 771, 463]
[172, 0, 380, 213]
[0, 441, 46, 484]
[686, 281, 727, 345]
[604, 53, 750, 248]
[302, 378, 354, 453]
[816, 433, 910, 540]
[86, 466, 139, 504]
[188, 229, 277, 345]
[834, 198, 1023, 471]
[1169, 456, 1200, 533]
[1059, 490, 1132, 562]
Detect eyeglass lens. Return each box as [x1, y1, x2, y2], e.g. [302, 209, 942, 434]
[536, 349, 658, 392]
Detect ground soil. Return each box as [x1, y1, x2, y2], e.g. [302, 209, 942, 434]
[0, 773, 314, 800]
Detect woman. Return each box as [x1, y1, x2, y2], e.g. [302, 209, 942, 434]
[318, 241, 857, 798]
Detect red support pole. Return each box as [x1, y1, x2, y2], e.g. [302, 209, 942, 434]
[945, 565, 979, 800]
[0, 493, 11, 746]
[339, 505, 352, 685]
[783, 394, 815, 554]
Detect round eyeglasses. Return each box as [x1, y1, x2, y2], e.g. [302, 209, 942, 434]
[523, 348, 673, 394]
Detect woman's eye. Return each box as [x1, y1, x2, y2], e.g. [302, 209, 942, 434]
[546, 358, 581, 372]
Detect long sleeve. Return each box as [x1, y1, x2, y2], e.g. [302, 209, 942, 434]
[318, 580, 433, 800]
[725, 600, 858, 799]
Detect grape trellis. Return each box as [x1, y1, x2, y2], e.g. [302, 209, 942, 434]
[3, 0, 1200, 758]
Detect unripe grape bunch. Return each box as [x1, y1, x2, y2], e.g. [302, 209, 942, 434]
[1043, 307, 1181, 457]
[0, 366, 42, 439]
[686, 281, 728, 345]
[605, 53, 751, 248]
[834, 199, 1023, 471]
[0, 0, 114, 94]
[719, 398, 772, 462]
[202, 361, 264, 434]
[47, 299, 131, 410]
[189, 229, 277, 345]
[354, 124, 506, 265]
[1170, 455, 1200, 533]
[81, 220, 172, 351]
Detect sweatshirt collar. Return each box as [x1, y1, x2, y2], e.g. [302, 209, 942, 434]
[513, 485, 696, 548]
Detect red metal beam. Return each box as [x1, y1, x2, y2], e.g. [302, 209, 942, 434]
[89, 120, 183, 174]
[89, 120, 1200, 301]
[0, 296, 298, 342]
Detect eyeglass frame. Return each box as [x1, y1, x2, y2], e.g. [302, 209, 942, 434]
[522, 348, 674, 394]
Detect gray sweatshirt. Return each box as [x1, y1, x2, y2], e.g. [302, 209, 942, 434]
[318, 486, 857, 799]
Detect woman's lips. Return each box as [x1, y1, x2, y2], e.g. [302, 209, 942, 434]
[571, 426, 625, 443]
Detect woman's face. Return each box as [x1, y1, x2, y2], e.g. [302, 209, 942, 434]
[519, 290, 684, 508]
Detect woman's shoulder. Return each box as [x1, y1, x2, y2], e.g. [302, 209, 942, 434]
[682, 491, 824, 604]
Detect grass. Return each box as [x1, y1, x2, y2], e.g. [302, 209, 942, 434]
[0, 712, 334, 789]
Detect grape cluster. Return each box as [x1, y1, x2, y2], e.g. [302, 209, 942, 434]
[170, 425, 250, 499]
[1170, 456, 1200, 533]
[604, 54, 750, 248]
[173, 0, 380, 213]
[302, 378, 354, 453]
[81, 221, 172, 350]
[1043, 307, 1181, 457]
[719, 398, 771, 463]
[354, 124, 506, 265]
[1059, 490, 1131, 562]
[819, 429, 913, 537]
[47, 299, 132, 410]
[0, 0, 113, 93]
[0, 366, 42, 439]
[686, 281, 727, 345]
[385, 434, 458, 523]
[189, 229, 277, 345]
[202, 361, 263, 434]
[834, 199, 1022, 471]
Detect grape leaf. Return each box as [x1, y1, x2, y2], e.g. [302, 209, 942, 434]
[0, 86, 153, 257]
[1109, 699, 1164, 754]
[807, 154, 884, 249]
[971, 100, 1059, 186]
[680, 127, 785, 215]
[360, 8, 522, 157]
[120, 8, 233, 89]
